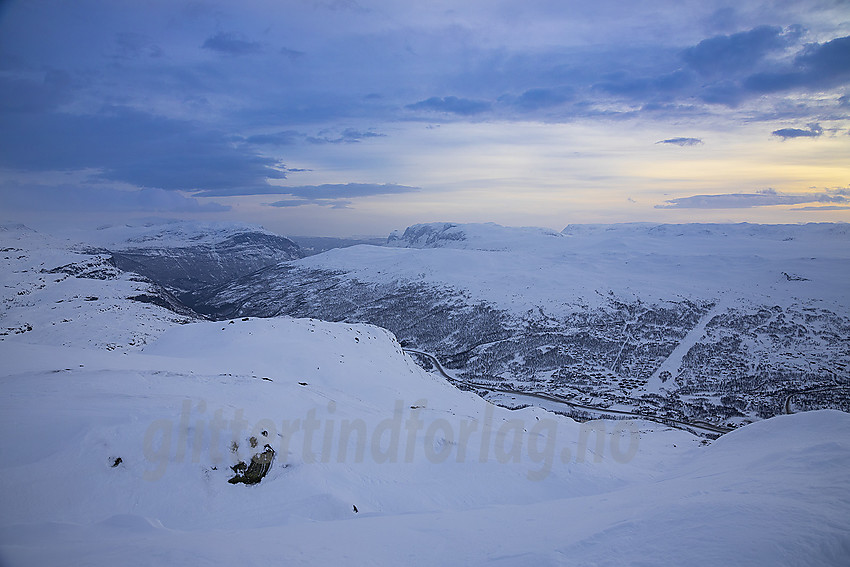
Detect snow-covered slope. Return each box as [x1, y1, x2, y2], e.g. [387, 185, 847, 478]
[1, 310, 849, 565]
[562, 220, 850, 243]
[0, 224, 197, 350]
[87, 220, 303, 299]
[81, 219, 293, 250]
[334, 221, 850, 309]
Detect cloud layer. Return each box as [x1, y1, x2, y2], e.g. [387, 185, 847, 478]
[202, 32, 264, 56]
[194, 183, 418, 209]
[406, 97, 493, 116]
[0, 0, 847, 227]
[657, 137, 704, 146]
[772, 123, 823, 139]
[656, 189, 850, 209]
[194, 183, 419, 199]
[0, 107, 285, 192]
[0, 183, 228, 213]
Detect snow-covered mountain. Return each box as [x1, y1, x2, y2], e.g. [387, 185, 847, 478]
[1, 222, 849, 565]
[387, 221, 563, 250]
[0, 224, 198, 349]
[93, 220, 302, 300]
[193, 221, 850, 428]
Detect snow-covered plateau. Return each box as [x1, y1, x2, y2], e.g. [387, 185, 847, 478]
[1, 221, 849, 565]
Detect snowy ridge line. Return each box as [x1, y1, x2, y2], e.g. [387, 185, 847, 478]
[404, 348, 732, 437]
[82, 220, 285, 249]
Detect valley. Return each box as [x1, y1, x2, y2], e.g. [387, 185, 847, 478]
[179, 222, 850, 431]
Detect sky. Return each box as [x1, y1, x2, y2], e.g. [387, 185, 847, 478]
[1, 0, 849, 236]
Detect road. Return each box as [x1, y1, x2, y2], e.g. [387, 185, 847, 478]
[785, 385, 850, 414]
[403, 348, 732, 437]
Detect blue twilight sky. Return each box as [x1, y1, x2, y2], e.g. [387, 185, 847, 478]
[1, 0, 849, 236]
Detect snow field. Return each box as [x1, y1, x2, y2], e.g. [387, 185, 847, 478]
[1, 222, 849, 565]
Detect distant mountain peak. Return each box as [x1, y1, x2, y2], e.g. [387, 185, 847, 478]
[387, 222, 562, 250]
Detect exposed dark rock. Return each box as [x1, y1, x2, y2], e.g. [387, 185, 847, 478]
[228, 445, 275, 485]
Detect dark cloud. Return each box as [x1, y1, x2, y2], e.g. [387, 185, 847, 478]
[243, 131, 302, 146]
[193, 187, 304, 197]
[0, 70, 74, 114]
[656, 188, 849, 209]
[695, 79, 745, 106]
[202, 32, 264, 56]
[279, 47, 305, 61]
[306, 0, 367, 13]
[795, 35, 850, 82]
[260, 181, 413, 209]
[194, 182, 419, 199]
[283, 183, 416, 199]
[406, 96, 491, 116]
[682, 26, 798, 77]
[194, 181, 412, 208]
[592, 69, 694, 103]
[656, 137, 703, 146]
[596, 29, 849, 108]
[593, 73, 652, 97]
[744, 35, 850, 94]
[666, 31, 850, 107]
[0, 183, 228, 213]
[306, 128, 385, 144]
[742, 71, 799, 93]
[0, 106, 285, 191]
[510, 87, 574, 111]
[772, 123, 823, 139]
[113, 33, 163, 60]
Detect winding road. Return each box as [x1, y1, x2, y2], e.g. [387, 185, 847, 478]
[404, 348, 733, 437]
[784, 385, 850, 414]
